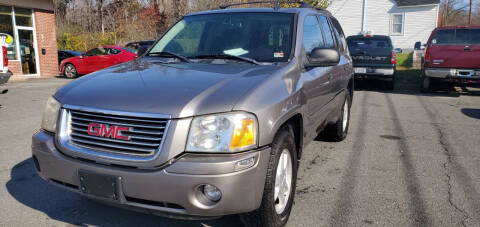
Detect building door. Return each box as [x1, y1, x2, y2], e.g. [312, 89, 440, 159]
[18, 29, 37, 75]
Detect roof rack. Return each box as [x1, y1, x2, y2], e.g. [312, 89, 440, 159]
[219, 1, 311, 10]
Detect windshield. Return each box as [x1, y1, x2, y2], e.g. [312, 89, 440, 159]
[149, 13, 294, 63]
[347, 37, 392, 49]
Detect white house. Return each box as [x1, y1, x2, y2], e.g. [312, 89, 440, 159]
[328, 0, 440, 50]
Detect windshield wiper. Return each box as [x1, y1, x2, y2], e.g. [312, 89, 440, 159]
[191, 53, 261, 65]
[147, 51, 191, 63]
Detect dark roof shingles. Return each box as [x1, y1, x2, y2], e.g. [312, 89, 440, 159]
[394, 0, 440, 6]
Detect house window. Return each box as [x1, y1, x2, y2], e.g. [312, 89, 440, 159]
[391, 13, 404, 35]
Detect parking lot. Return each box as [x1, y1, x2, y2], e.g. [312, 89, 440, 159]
[0, 76, 479, 226]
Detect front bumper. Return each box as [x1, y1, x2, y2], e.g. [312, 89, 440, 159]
[424, 68, 480, 80]
[32, 130, 270, 217]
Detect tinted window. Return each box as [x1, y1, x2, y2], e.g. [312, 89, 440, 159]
[151, 13, 294, 62]
[303, 16, 324, 54]
[432, 29, 455, 44]
[456, 29, 469, 44]
[85, 48, 107, 56]
[121, 47, 136, 53]
[433, 28, 480, 45]
[471, 29, 480, 44]
[347, 37, 391, 49]
[318, 16, 335, 48]
[107, 48, 121, 55]
[329, 18, 345, 52]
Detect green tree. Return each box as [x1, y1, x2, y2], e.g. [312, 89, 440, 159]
[305, 0, 332, 9]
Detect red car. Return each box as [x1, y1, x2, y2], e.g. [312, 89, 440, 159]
[60, 45, 137, 78]
[421, 26, 480, 92]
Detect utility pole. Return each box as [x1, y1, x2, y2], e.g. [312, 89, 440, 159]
[469, 0, 472, 25]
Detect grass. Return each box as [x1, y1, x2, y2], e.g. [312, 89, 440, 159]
[396, 52, 413, 68]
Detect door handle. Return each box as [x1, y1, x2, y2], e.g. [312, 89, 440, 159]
[464, 48, 471, 51]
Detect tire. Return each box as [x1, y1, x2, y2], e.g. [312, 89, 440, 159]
[240, 125, 298, 227]
[64, 63, 78, 79]
[386, 76, 395, 90]
[323, 92, 351, 142]
[421, 75, 433, 93]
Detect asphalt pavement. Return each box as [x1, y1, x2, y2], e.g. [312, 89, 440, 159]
[0, 77, 479, 226]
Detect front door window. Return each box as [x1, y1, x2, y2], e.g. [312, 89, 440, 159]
[18, 29, 36, 75]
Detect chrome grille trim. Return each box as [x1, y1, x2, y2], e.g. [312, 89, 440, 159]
[57, 105, 171, 162]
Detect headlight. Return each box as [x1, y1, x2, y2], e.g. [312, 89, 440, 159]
[41, 97, 61, 133]
[186, 112, 257, 153]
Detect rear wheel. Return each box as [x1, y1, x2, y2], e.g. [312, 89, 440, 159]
[240, 125, 298, 227]
[323, 92, 351, 142]
[64, 64, 78, 79]
[421, 76, 434, 92]
[386, 76, 395, 90]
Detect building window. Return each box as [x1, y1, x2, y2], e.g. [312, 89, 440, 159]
[0, 5, 17, 60]
[391, 13, 404, 35]
[14, 7, 33, 27]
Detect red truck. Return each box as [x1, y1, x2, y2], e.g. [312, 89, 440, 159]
[421, 26, 480, 92]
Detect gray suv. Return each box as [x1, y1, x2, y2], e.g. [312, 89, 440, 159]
[32, 4, 353, 226]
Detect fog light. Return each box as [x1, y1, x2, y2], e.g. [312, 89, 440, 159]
[203, 184, 222, 202]
[235, 157, 255, 171]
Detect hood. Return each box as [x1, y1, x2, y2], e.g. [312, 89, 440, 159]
[55, 59, 280, 118]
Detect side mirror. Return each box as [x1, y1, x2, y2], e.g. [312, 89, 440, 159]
[305, 48, 340, 68]
[137, 46, 149, 57]
[79, 54, 84, 59]
[414, 41, 425, 50]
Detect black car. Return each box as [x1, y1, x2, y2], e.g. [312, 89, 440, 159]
[58, 50, 82, 65]
[347, 34, 397, 90]
[125, 40, 155, 53]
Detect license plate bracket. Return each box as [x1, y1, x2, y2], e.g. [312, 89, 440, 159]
[79, 170, 120, 201]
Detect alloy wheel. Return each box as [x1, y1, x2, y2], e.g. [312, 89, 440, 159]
[342, 100, 349, 132]
[274, 149, 293, 214]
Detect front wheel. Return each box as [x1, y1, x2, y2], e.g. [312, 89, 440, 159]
[240, 125, 298, 227]
[64, 64, 78, 79]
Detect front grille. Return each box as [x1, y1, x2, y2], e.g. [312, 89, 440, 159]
[68, 109, 168, 156]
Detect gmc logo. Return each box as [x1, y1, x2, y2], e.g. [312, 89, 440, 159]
[87, 123, 131, 140]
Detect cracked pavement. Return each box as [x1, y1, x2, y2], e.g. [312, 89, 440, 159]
[0, 78, 479, 226]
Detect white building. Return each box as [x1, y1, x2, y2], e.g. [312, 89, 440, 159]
[328, 0, 440, 50]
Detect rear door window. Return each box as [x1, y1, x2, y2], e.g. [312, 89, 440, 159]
[471, 29, 480, 44]
[455, 29, 469, 44]
[330, 18, 347, 52]
[318, 16, 335, 48]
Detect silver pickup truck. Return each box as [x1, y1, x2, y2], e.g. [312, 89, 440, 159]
[32, 3, 353, 226]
